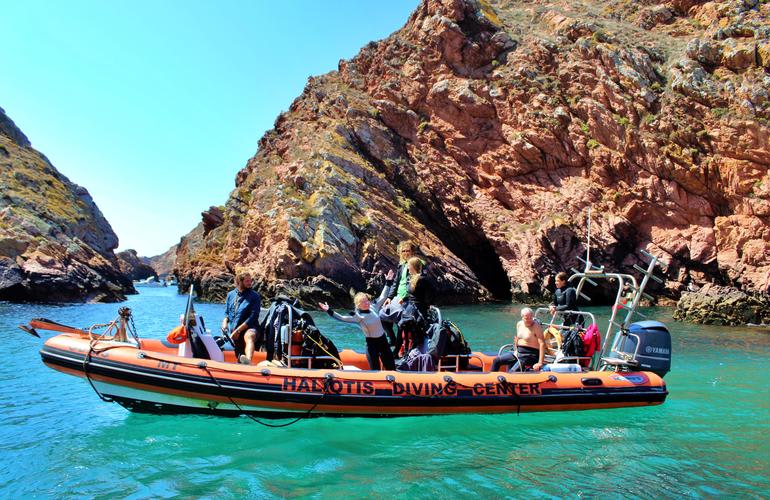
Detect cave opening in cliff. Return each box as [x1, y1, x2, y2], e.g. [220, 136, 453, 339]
[396, 196, 512, 301]
[424, 218, 513, 302]
[459, 236, 513, 302]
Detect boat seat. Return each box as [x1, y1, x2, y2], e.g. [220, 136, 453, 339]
[601, 356, 640, 370]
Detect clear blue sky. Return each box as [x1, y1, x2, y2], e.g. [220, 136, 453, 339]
[2, 0, 418, 256]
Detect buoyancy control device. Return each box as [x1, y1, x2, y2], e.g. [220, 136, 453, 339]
[260, 296, 340, 367]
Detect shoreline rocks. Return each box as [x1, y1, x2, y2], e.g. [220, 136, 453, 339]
[147, 243, 178, 278]
[116, 249, 158, 281]
[674, 284, 770, 326]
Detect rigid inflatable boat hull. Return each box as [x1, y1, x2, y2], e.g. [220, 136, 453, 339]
[41, 335, 667, 418]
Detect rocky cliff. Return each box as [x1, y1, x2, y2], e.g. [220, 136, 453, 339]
[176, 0, 769, 307]
[0, 107, 135, 302]
[116, 249, 158, 281]
[147, 244, 178, 278]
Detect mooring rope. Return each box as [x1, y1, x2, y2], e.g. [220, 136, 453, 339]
[200, 364, 331, 427]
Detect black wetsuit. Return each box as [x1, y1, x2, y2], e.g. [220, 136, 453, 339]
[381, 263, 410, 347]
[492, 346, 540, 372]
[406, 273, 433, 320]
[365, 335, 396, 370]
[392, 274, 434, 358]
[552, 285, 580, 326]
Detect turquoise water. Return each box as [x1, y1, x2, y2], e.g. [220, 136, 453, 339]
[1, 287, 769, 498]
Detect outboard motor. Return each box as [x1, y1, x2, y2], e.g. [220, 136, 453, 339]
[611, 321, 671, 377]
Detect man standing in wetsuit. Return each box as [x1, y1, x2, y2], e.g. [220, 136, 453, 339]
[549, 271, 580, 326]
[222, 272, 261, 364]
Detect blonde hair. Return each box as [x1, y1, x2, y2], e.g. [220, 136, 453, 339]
[353, 292, 370, 309]
[408, 257, 424, 290]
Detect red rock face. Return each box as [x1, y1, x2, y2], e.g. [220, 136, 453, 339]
[147, 243, 178, 278]
[177, 0, 770, 306]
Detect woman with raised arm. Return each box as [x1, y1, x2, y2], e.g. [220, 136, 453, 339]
[319, 270, 396, 370]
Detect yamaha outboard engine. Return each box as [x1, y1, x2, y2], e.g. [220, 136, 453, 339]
[612, 321, 671, 377]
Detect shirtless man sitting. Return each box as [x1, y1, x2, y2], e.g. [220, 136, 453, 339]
[492, 307, 545, 372]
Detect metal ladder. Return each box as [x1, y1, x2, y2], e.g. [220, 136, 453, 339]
[569, 249, 667, 370]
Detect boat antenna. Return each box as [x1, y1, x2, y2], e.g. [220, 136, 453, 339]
[586, 207, 592, 271]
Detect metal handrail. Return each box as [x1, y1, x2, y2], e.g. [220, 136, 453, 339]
[290, 355, 336, 369]
[533, 308, 596, 330]
[545, 354, 592, 364]
[497, 343, 515, 356]
[568, 249, 665, 371]
[437, 353, 485, 372]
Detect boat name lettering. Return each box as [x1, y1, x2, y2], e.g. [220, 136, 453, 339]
[282, 378, 375, 395]
[392, 382, 456, 396]
[279, 378, 542, 397]
[472, 382, 541, 396]
[156, 360, 178, 370]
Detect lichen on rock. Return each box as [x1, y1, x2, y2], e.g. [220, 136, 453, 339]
[674, 284, 770, 325]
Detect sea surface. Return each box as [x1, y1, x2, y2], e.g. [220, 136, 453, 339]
[1, 286, 768, 498]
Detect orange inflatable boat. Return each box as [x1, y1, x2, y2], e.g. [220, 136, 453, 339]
[38, 332, 666, 417]
[25, 253, 671, 418]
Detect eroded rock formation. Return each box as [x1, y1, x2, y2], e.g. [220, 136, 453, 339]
[116, 249, 158, 281]
[176, 0, 769, 307]
[0, 107, 134, 302]
[147, 244, 178, 278]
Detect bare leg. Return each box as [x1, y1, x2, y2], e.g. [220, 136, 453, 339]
[242, 329, 257, 363]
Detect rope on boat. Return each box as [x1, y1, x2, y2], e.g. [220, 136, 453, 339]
[87, 321, 117, 341]
[301, 335, 344, 368]
[82, 308, 141, 402]
[200, 364, 331, 428]
[85, 307, 140, 343]
[82, 339, 126, 403]
[133, 349, 328, 427]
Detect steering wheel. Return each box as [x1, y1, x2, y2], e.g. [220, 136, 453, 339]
[220, 328, 237, 349]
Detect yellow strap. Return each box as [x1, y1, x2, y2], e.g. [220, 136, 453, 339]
[302, 335, 344, 367]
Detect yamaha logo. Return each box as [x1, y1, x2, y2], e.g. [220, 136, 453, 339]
[645, 346, 670, 355]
